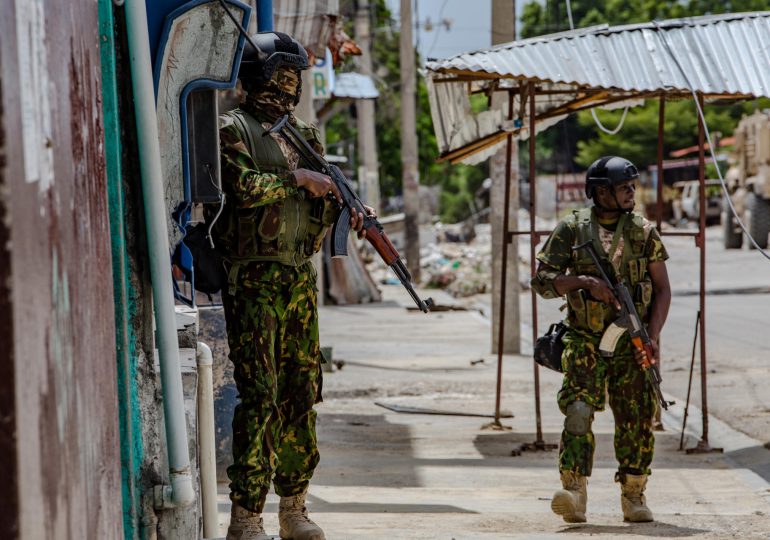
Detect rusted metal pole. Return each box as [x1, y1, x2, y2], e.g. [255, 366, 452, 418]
[697, 92, 710, 444]
[493, 89, 516, 424]
[684, 95, 721, 455]
[654, 95, 666, 430]
[529, 82, 544, 443]
[656, 96, 665, 231]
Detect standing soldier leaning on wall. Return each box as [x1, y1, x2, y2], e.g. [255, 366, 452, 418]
[531, 156, 672, 524]
[213, 32, 372, 540]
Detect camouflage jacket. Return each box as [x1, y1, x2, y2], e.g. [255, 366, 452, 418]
[531, 207, 668, 334]
[214, 108, 338, 271]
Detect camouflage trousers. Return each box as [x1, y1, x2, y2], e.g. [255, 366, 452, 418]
[557, 329, 656, 477]
[222, 261, 322, 513]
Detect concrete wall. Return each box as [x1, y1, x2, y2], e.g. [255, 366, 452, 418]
[0, 1, 123, 538]
[107, 4, 202, 537]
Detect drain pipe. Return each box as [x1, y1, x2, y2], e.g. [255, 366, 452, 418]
[256, 0, 273, 31]
[197, 342, 218, 538]
[125, 0, 195, 509]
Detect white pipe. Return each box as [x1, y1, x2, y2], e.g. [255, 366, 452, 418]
[125, 0, 195, 509]
[196, 342, 219, 538]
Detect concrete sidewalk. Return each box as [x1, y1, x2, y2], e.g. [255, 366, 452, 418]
[215, 286, 770, 539]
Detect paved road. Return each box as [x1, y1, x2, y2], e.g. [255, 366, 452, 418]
[296, 283, 770, 539]
[213, 224, 770, 539]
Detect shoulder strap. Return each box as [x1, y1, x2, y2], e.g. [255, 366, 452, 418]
[575, 207, 592, 224]
[226, 110, 289, 172]
[630, 211, 651, 241]
[607, 213, 629, 268]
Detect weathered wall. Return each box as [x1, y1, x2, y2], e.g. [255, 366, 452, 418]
[0, 1, 123, 538]
[110, 3, 204, 536]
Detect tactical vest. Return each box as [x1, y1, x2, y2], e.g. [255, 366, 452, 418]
[565, 207, 654, 334]
[212, 110, 337, 273]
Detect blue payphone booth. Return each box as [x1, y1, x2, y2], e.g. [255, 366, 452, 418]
[148, 0, 251, 304]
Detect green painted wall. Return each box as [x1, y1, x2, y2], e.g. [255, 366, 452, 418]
[98, 1, 143, 538]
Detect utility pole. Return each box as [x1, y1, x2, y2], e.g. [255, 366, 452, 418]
[400, 0, 421, 281]
[490, 0, 520, 353]
[354, 2, 381, 214]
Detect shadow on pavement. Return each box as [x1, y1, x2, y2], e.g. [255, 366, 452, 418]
[558, 521, 707, 537]
[726, 444, 770, 484]
[316, 413, 420, 487]
[473, 429, 770, 475]
[267, 494, 476, 514]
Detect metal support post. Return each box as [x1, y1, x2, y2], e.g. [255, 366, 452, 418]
[519, 82, 556, 452]
[656, 95, 665, 232]
[489, 90, 516, 430]
[654, 95, 665, 431]
[687, 93, 722, 454]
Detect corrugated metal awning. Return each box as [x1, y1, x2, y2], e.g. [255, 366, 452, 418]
[426, 12, 770, 164]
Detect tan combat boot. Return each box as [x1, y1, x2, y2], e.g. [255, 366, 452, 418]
[226, 502, 271, 540]
[551, 470, 588, 523]
[617, 472, 654, 522]
[279, 492, 325, 540]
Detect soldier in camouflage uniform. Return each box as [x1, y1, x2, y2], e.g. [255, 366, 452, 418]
[531, 156, 671, 524]
[217, 32, 370, 540]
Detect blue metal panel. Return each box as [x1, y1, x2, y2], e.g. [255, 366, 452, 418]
[145, 0, 190, 67]
[256, 0, 273, 31]
[152, 0, 251, 304]
[153, 0, 250, 191]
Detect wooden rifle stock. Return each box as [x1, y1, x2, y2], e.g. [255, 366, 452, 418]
[364, 224, 399, 266]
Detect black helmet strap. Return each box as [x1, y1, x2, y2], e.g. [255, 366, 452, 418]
[593, 187, 634, 214]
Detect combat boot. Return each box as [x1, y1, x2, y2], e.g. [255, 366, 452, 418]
[279, 492, 325, 540]
[551, 470, 587, 523]
[617, 472, 654, 522]
[226, 502, 271, 540]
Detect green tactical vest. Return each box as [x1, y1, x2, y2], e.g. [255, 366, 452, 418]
[565, 207, 654, 334]
[213, 110, 337, 272]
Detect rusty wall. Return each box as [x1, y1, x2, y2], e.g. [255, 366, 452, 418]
[0, 1, 123, 539]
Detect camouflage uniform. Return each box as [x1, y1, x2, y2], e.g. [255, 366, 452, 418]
[217, 70, 338, 513]
[531, 207, 668, 478]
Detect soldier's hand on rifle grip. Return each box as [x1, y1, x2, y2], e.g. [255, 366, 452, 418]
[648, 338, 660, 366]
[632, 339, 657, 369]
[582, 275, 621, 310]
[350, 210, 366, 239]
[292, 168, 342, 202]
[349, 205, 377, 239]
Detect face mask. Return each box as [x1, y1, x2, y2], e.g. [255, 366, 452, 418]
[243, 67, 302, 121]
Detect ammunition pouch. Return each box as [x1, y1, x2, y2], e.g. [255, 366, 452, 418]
[566, 289, 611, 333]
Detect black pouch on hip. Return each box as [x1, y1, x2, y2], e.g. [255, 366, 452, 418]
[534, 322, 568, 373]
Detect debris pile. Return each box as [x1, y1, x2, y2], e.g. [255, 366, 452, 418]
[367, 210, 557, 299]
[421, 231, 492, 297]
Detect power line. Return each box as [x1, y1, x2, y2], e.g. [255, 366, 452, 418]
[563, 0, 631, 135]
[654, 22, 770, 260]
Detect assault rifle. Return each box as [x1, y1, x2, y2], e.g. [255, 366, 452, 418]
[573, 241, 674, 410]
[266, 115, 433, 313]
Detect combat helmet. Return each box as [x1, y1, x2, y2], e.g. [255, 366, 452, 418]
[584, 156, 639, 199]
[239, 31, 310, 83]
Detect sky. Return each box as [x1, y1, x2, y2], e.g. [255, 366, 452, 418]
[384, 0, 527, 63]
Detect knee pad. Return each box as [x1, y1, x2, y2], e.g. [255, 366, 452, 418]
[565, 400, 594, 436]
